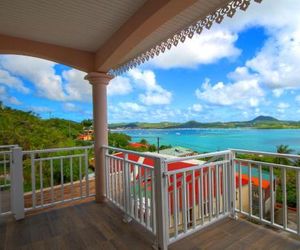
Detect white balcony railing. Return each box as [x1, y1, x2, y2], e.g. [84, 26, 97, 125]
[2, 144, 300, 250]
[23, 145, 95, 211]
[0, 145, 95, 219]
[0, 145, 14, 215]
[103, 146, 300, 249]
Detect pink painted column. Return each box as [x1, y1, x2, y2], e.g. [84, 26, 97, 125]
[85, 72, 113, 202]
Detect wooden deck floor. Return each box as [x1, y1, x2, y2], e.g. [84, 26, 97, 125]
[1, 201, 300, 250]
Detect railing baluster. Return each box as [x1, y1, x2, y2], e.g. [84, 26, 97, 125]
[173, 173, 178, 237]
[204, 172, 208, 217]
[3, 153, 6, 186]
[282, 167, 287, 229]
[50, 159, 54, 204]
[239, 162, 242, 212]
[31, 153, 36, 208]
[216, 165, 220, 217]
[110, 159, 116, 203]
[200, 168, 204, 225]
[224, 162, 228, 213]
[187, 175, 190, 225]
[122, 153, 128, 212]
[79, 156, 83, 198]
[60, 158, 64, 202]
[151, 170, 156, 233]
[105, 152, 110, 200]
[110, 158, 113, 200]
[192, 170, 196, 228]
[116, 161, 121, 206]
[231, 155, 236, 217]
[70, 157, 73, 200]
[259, 164, 263, 220]
[138, 167, 143, 223]
[178, 187, 181, 227]
[249, 163, 252, 216]
[297, 170, 300, 235]
[222, 163, 226, 214]
[182, 171, 187, 232]
[270, 166, 274, 225]
[133, 164, 138, 219]
[208, 166, 212, 221]
[119, 159, 123, 207]
[115, 159, 119, 205]
[145, 168, 149, 228]
[85, 148, 89, 197]
[197, 172, 201, 219]
[39, 160, 43, 207]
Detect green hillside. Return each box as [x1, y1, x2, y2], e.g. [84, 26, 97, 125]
[109, 116, 300, 129]
[0, 104, 86, 150]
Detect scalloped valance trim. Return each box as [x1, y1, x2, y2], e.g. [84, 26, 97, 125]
[109, 0, 262, 76]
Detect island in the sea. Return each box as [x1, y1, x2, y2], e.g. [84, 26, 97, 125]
[109, 116, 300, 129]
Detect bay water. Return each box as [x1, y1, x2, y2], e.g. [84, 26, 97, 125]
[113, 128, 300, 153]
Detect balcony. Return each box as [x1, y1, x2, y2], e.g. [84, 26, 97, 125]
[1, 145, 300, 249]
[2, 201, 300, 250]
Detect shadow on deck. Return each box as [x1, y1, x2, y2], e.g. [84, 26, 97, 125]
[1, 201, 300, 250]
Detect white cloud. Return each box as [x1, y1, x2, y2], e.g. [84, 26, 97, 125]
[128, 69, 160, 92]
[0, 69, 30, 94]
[139, 92, 172, 105]
[277, 102, 290, 113]
[8, 97, 22, 105]
[0, 55, 132, 104]
[108, 76, 132, 96]
[278, 102, 290, 109]
[119, 102, 146, 112]
[0, 85, 22, 105]
[195, 78, 264, 108]
[272, 89, 284, 98]
[191, 104, 203, 112]
[63, 102, 78, 112]
[28, 106, 53, 113]
[227, 67, 258, 82]
[128, 69, 172, 105]
[62, 69, 91, 102]
[0, 55, 66, 101]
[149, 30, 240, 69]
[220, 0, 300, 92]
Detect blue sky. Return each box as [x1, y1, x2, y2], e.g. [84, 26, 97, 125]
[1, 0, 300, 123]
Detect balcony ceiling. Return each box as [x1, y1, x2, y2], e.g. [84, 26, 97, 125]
[0, 0, 242, 73]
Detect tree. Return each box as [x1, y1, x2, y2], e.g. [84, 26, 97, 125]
[275, 145, 293, 165]
[148, 144, 157, 152]
[159, 144, 172, 150]
[81, 119, 93, 127]
[108, 132, 131, 148]
[140, 138, 148, 145]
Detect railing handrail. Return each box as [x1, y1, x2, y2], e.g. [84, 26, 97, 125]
[102, 145, 165, 160]
[166, 159, 230, 175]
[234, 158, 300, 170]
[0, 150, 13, 154]
[0, 145, 18, 149]
[230, 148, 300, 160]
[23, 145, 94, 154]
[164, 150, 231, 163]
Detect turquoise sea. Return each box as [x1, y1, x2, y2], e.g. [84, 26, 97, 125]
[112, 128, 300, 153]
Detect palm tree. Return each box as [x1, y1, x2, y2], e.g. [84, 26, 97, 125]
[275, 144, 293, 165]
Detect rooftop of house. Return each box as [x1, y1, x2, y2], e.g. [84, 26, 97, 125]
[128, 142, 148, 148]
[158, 146, 196, 157]
[113, 152, 271, 190]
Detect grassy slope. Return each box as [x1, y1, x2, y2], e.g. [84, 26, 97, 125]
[0, 106, 84, 150]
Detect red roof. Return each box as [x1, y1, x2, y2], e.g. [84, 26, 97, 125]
[112, 153, 270, 211]
[128, 142, 148, 148]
